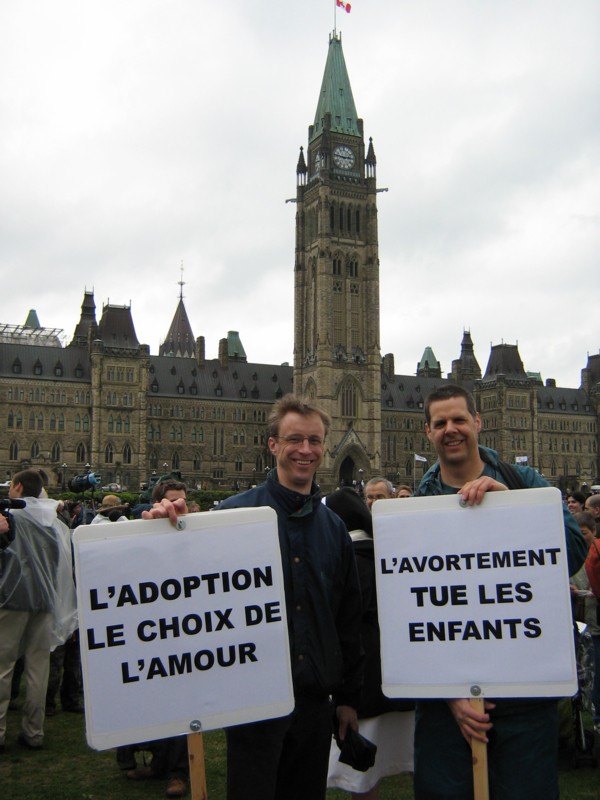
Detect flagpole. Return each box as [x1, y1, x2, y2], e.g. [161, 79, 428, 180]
[334, 0, 337, 36]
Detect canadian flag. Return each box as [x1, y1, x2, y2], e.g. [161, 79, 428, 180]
[337, 0, 351, 12]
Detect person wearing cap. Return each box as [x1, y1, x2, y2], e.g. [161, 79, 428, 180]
[91, 495, 130, 525]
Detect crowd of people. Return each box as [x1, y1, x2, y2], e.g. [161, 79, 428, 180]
[1, 387, 599, 800]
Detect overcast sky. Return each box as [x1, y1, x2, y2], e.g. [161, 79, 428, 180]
[1, 1, 598, 389]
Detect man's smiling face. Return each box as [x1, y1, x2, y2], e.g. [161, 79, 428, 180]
[425, 396, 481, 470]
[268, 411, 325, 493]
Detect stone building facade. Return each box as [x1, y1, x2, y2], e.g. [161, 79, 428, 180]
[1, 35, 598, 494]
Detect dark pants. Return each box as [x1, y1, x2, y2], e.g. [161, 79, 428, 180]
[225, 697, 333, 800]
[148, 735, 189, 780]
[46, 634, 82, 711]
[414, 699, 559, 800]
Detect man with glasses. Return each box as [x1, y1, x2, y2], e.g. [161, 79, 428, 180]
[218, 394, 363, 800]
[364, 477, 394, 510]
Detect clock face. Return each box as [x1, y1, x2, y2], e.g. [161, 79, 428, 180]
[333, 145, 355, 169]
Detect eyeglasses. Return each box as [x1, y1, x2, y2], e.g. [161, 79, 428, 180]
[275, 434, 325, 448]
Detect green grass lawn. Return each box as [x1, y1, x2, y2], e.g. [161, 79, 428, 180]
[1, 703, 599, 799]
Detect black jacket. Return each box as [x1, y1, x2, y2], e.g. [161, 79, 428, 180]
[219, 470, 364, 708]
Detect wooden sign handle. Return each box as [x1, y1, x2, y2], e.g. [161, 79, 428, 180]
[469, 698, 489, 800]
[187, 732, 208, 800]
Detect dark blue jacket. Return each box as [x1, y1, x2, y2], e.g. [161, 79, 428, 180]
[219, 470, 363, 708]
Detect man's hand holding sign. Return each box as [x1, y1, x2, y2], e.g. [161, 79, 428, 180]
[74, 396, 363, 800]
[373, 384, 587, 800]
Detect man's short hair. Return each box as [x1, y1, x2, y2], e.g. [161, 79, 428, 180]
[152, 479, 188, 503]
[574, 511, 595, 532]
[586, 495, 600, 513]
[365, 477, 394, 495]
[12, 469, 43, 498]
[267, 394, 331, 439]
[424, 384, 477, 424]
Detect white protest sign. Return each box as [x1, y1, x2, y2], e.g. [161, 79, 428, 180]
[373, 487, 577, 699]
[73, 507, 293, 750]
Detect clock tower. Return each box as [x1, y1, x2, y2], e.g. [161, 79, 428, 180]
[293, 33, 382, 489]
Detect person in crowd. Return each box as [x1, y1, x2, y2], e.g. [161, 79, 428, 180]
[0, 470, 77, 752]
[145, 395, 363, 800]
[219, 396, 363, 800]
[124, 479, 190, 798]
[584, 494, 600, 538]
[325, 487, 414, 799]
[413, 384, 587, 800]
[364, 478, 393, 510]
[45, 631, 83, 716]
[570, 511, 600, 734]
[395, 485, 413, 499]
[567, 491, 586, 515]
[90, 494, 130, 524]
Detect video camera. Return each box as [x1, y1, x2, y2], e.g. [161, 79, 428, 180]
[0, 498, 26, 512]
[0, 498, 25, 551]
[68, 472, 101, 493]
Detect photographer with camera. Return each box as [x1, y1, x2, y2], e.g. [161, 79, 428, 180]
[0, 470, 77, 753]
[91, 495, 130, 525]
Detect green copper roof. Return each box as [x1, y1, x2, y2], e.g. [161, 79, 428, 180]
[418, 347, 440, 370]
[227, 331, 246, 360]
[311, 34, 359, 142]
[24, 309, 41, 328]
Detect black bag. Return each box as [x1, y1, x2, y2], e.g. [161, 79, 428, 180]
[335, 726, 377, 772]
[573, 594, 587, 624]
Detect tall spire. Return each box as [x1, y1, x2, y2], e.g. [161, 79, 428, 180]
[159, 272, 196, 358]
[178, 261, 185, 301]
[69, 289, 98, 347]
[310, 33, 360, 142]
[450, 330, 482, 382]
